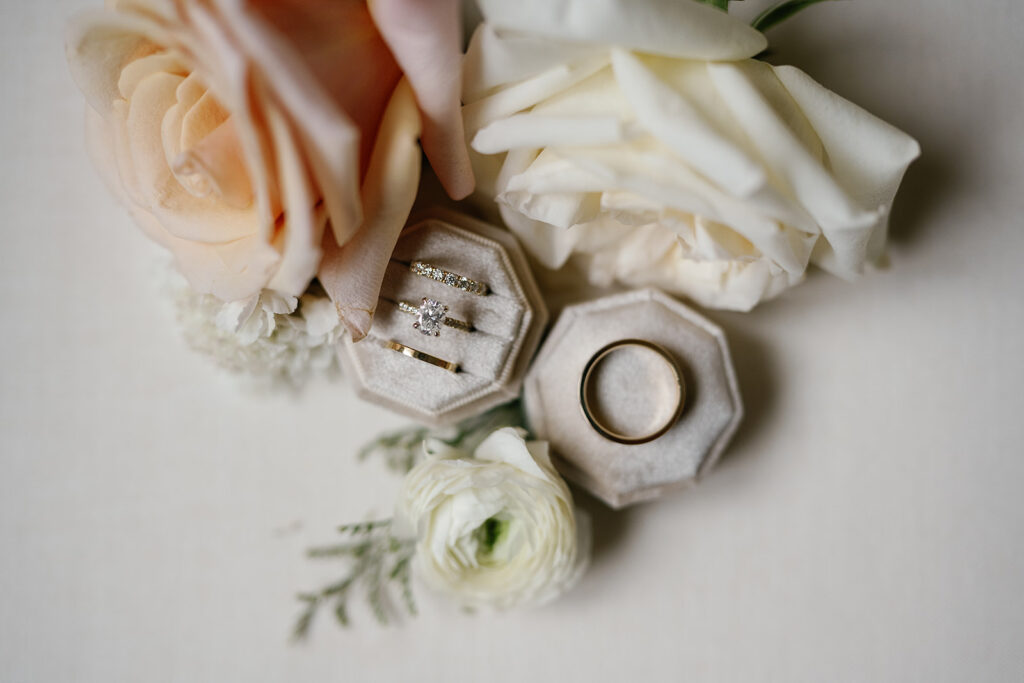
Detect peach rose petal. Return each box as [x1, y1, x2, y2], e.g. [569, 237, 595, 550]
[318, 80, 422, 341]
[369, 0, 474, 200]
[172, 119, 254, 210]
[88, 101, 280, 302]
[181, 1, 279, 245]
[65, 10, 170, 118]
[263, 98, 326, 297]
[222, 0, 401, 247]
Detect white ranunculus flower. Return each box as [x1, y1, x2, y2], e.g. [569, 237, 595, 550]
[464, 0, 921, 311]
[396, 427, 589, 609]
[175, 283, 341, 386]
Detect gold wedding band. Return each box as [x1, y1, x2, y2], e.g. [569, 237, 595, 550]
[384, 340, 459, 373]
[580, 340, 685, 445]
[410, 261, 490, 296]
[398, 299, 473, 336]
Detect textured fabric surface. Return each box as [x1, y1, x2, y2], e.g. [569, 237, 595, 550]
[525, 289, 741, 507]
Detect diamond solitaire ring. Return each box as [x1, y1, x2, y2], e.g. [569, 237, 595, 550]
[398, 299, 473, 336]
[410, 262, 489, 296]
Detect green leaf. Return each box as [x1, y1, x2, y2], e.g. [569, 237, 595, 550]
[695, 0, 730, 10]
[306, 541, 370, 559]
[338, 519, 391, 535]
[334, 601, 350, 628]
[292, 601, 318, 641]
[752, 0, 838, 32]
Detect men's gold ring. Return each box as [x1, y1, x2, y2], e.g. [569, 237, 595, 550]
[384, 340, 459, 373]
[410, 261, 489, 296]
[579, 339, 685, 445]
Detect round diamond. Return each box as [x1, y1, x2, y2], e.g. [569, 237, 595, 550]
[415, 299, 447, 336]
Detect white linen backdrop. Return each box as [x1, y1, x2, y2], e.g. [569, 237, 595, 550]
[2, 1, 1023, 681]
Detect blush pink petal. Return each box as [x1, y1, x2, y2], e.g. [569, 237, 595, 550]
[369, 0, 475, 200]
[225, 0, 402, 246]
[319, 80, 422, 341]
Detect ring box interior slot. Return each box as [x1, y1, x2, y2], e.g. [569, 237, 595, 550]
[524, 289, 743, 508]
[339, 210, 548, 426]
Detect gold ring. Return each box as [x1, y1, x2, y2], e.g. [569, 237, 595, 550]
[410, 261, 489, 296]
[398, 298, 473, 336]
[384, 340, 459, 373]
[579, 339, 685, 445]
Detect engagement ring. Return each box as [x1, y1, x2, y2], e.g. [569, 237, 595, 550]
[398, 298, 473, 336]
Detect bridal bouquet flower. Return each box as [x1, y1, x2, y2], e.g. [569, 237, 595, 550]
[466, 0, 920, 310]
[396, 427, 588, 610]
[66, 0, 472, 339]
[66, 0, 919, 628]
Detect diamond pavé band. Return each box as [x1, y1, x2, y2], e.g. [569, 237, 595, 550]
[410, 262, 489, 296]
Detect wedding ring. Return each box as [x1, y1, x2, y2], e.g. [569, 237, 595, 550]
[398, 299, 473, 336]
[579, 340, 686, 445]
[384, 340, 459, 373]
[410, 261, 490, 296]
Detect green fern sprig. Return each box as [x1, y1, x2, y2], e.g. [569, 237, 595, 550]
[292, 520, 416, 638]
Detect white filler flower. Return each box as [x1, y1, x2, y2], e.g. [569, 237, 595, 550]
[175, 285, 341, 386]
[396, 427, 590, 609]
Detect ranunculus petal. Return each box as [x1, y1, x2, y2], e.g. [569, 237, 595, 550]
[395, 428, 587, 610]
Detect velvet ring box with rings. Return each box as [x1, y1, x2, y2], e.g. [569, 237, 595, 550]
[338, 210, 548, 426]
[524, 289, 743, 509]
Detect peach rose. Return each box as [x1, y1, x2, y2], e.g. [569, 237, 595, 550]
[67, 0, 473, 338]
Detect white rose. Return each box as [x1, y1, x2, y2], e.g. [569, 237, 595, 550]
[464, 0, 921, 311]
[395, 427, 589, 609]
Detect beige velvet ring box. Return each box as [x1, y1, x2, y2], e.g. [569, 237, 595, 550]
[524, 289, 743, 509]
[339, 210, 548, 426]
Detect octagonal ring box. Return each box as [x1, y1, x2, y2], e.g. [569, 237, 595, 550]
[339, 209, 548, 426]
[524, 289, 742, 508]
